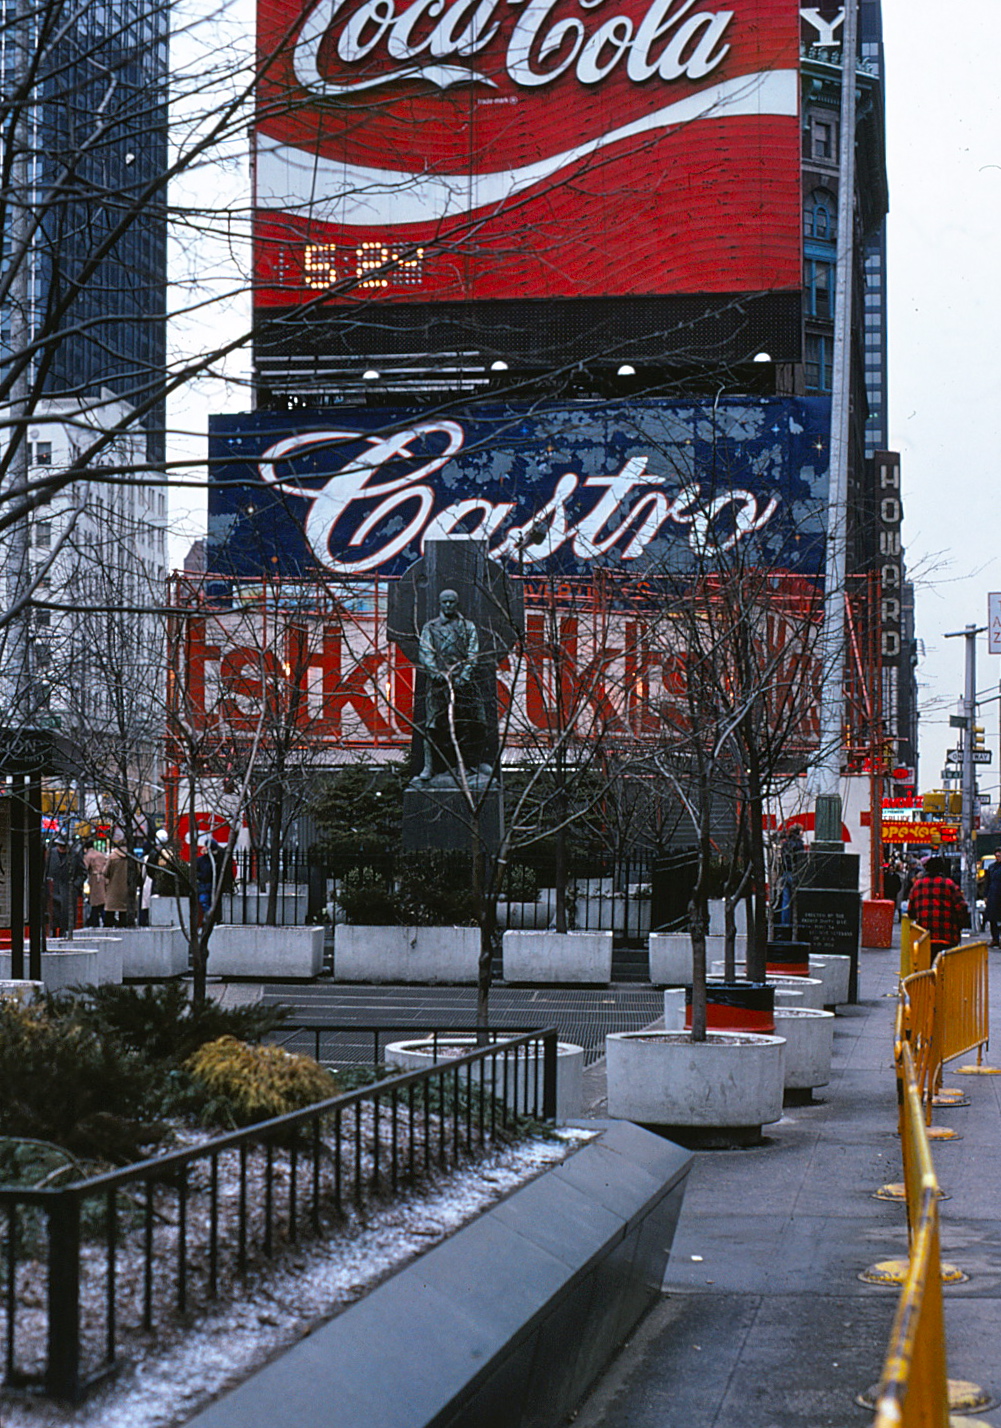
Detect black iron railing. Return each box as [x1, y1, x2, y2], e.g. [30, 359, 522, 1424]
[0, 1027, 557, 1402]
[274, 1021, 554, 1068]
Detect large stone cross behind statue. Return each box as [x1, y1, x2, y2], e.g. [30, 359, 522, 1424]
[387, 538, 523, 779]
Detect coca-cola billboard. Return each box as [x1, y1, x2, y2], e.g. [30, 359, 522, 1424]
[254, 0, 802, 308]
[207, 397, 830, 579]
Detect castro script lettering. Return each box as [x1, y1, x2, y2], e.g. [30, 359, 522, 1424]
[257, 420, 780, 576]
[294, 0, 734, 95]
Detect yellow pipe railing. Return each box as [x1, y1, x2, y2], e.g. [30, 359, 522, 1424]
[899, 969, 938, 1117]
[873, 1039, 949, 1428]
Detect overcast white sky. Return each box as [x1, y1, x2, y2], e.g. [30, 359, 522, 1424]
[884, 0, 1001, 800]
[166, 0, 998, 801]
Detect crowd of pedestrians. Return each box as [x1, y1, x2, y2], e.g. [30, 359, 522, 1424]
[42, 829, 231, 934]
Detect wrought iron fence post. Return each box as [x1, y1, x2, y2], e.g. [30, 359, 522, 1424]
[46, 1193, 82, 1401]
[542, 1031, 558, 1122]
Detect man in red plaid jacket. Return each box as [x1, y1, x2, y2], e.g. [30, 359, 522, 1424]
[905, 856, 971, 956]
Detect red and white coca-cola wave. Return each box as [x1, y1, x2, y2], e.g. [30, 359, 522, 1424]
[257, 68, 796, 226]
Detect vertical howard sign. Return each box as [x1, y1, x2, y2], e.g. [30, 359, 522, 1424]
[874, 450, 902, 667]
[208, 398, 831, 580]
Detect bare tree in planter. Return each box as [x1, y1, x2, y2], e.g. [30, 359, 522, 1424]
[633, 553, 831, 1034]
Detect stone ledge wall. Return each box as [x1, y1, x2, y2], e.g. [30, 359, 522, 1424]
[185, 1120, 692, 1428]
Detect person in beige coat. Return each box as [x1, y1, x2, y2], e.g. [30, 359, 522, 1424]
[104, 841, 132, 927]
[82, 841, 108, 927]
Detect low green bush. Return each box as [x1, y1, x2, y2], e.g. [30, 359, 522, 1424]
[339, 853, 478, 926]
[49, 981, 291, 1067]
[0, 1001, 167, 1160]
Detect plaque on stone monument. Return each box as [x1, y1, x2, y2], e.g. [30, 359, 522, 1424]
[796, 889, 862, 1001]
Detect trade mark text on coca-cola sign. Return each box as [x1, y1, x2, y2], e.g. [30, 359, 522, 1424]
[254, 0, 802, 306]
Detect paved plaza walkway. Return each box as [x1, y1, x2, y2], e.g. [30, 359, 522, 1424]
[227, 936, 1001, 1426]
[574, 938, 1001, 1428]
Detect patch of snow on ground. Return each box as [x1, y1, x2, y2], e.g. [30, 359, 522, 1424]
[1, 1129, 592, 1428]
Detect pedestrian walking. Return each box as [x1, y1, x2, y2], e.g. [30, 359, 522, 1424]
[904, 855, 970, 959]
[45, 836, 81, 938]
[104, 839, 132, 927]
[982, 849, 1001, 947]
[82, 840, 108, 927]
[882, 859, 903, 920]
[775, 825, 805, 926]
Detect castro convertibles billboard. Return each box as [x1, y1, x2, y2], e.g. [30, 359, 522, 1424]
[208, 398, 829, 579]
[254, 0, 802, 308]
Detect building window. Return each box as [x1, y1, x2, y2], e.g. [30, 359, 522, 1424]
[34, 520, 51, 548]
[810, 117, 838, 162]
[806, 260, 834, 319]
[805, 334, 832, 392]
[804, 189, 837, 240]
[31, 441, 52, 465]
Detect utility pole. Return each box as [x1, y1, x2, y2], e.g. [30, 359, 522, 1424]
[810, 0, 858, 847]
[944, 624, 984, 926]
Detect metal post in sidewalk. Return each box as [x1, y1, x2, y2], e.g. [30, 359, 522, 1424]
[944, 624, 985, 927]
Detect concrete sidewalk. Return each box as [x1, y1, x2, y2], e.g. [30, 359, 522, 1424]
[571, 939, 1001, 1427]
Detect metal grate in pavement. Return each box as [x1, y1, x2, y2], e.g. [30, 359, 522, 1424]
[261, 984, 664, 1067]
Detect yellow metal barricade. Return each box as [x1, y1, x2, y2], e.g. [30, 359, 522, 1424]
[900, 921, 932, 978]
[900, 916, 914, 978]
[911, 925, 932, 976]
[873, 1040, 949, 1428]
[899, 969, 938, 1116]
[932, 940, 989, 1081]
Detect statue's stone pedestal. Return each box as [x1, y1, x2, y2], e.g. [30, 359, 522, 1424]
[402, 777, 502, 854]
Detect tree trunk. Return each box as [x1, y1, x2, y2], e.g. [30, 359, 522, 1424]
[265, 789, 283, 926]
[688, 807, 713, 1042]
[689, 906, 707, 1041]
[187, 765, 205, 1008]
[472, 826, 496, 1038]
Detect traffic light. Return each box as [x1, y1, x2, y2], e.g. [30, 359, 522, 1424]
[974, 725, 986, 750]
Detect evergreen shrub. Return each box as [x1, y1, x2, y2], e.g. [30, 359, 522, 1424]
[184, 1036, 338, 1127]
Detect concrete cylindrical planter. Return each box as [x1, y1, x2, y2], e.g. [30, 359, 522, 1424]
[38, 947, 100, 992]
[773, 1008, 835, 1095]
[766, 974, 825, 1010]
[606, 1030, 786, 1146]
[385, 1036, 584, 1124]
[809, 955, 851, 1007]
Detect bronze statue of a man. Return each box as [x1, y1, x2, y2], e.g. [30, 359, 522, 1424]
[417, 589, 488, 781]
